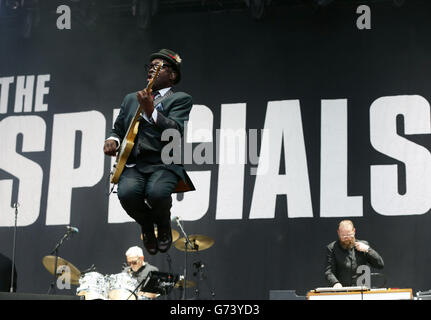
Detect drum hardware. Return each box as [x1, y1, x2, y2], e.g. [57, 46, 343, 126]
[45, 226, 79, 294]
[126, 271, 178, 300]
[172, 216, 216, 300]
[137, 271, 179, 297]
[174, 234, 216, 299]
[172, 216, 196, 300]
[173, 235, 214, 252]
[191, 260, 216, 300]
[164, 253, 174, 300]
[174, 276, 196, 289]
[81, 264, 97, 275]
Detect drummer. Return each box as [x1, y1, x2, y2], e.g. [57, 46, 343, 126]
[123, 246, 159, 299]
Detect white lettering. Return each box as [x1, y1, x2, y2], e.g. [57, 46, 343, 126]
[46, 111, 105, 225]
[216, 103, 246, 220]
[370, 95, 431, 216]
[320, 99, 363, 217]
[249, 100, 313, 219]
[0, 116, 46, 226]
[0, 77, 14, 114]
[34, 75, 50, 112]
[14, 76, 34, 113]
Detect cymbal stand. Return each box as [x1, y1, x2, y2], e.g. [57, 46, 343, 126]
[9, 203, 19, 293]
[192, 261, 202, 299]
[192, 260, 216, 300]
[166, 253, 173, 300]
[47, 229, 74, 294]
[173, 218, 195, 300]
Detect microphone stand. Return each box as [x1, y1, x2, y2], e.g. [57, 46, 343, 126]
[174, 218, 195, 300]
[9, 203, 19, 293]
[47, 229, 74, 294]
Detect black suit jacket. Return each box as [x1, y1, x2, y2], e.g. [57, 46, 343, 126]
[110, 90, 195, 193]
[324, 239, 384, 287]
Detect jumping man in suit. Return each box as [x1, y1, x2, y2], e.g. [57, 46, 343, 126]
[104, 49, 195, 255]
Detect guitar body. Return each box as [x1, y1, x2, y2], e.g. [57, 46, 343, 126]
[110, 121, 140, 184]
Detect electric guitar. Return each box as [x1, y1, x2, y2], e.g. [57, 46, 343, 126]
[110, 63, 163, 184]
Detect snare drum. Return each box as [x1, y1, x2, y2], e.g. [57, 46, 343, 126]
[106, 273, 139, 300]
[76, 272, 107, 300]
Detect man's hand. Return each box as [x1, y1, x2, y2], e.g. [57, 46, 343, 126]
[104, 139, 118, 156]
[333, 283, 342, 289]
[137, 89, 154, 118]
[354, 241, 370, 253]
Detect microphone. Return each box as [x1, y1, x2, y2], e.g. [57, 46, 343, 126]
[171, 216, 181, 223]
[66, 226, 79, 233]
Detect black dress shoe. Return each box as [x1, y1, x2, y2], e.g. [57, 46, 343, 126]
[157, 226, 172, 253]
[142, 231, 158, 255]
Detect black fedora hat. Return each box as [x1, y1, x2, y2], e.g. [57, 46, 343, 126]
[150, 49, 182, 84]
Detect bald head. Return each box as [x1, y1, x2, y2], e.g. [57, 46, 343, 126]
[338, 220, 354, 231]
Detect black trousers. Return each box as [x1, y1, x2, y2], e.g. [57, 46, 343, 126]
[117, 166, 179, 233]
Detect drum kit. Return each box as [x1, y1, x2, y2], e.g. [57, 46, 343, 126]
[42, 228, 215, 300]
[76, 272, 141, 300]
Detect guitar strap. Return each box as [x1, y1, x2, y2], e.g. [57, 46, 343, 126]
[153, 89, 174, 110]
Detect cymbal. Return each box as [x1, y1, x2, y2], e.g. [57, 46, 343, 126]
[42, 255, 81, 285]
[174, 279, 196, 289]
[140, 228, 180, 243]
[174, 234, 214, 252]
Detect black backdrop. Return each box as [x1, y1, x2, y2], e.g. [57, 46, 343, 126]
[1, 0, 431, 299]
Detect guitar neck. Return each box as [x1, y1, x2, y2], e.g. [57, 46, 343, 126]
[122, 63, 162, 142]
